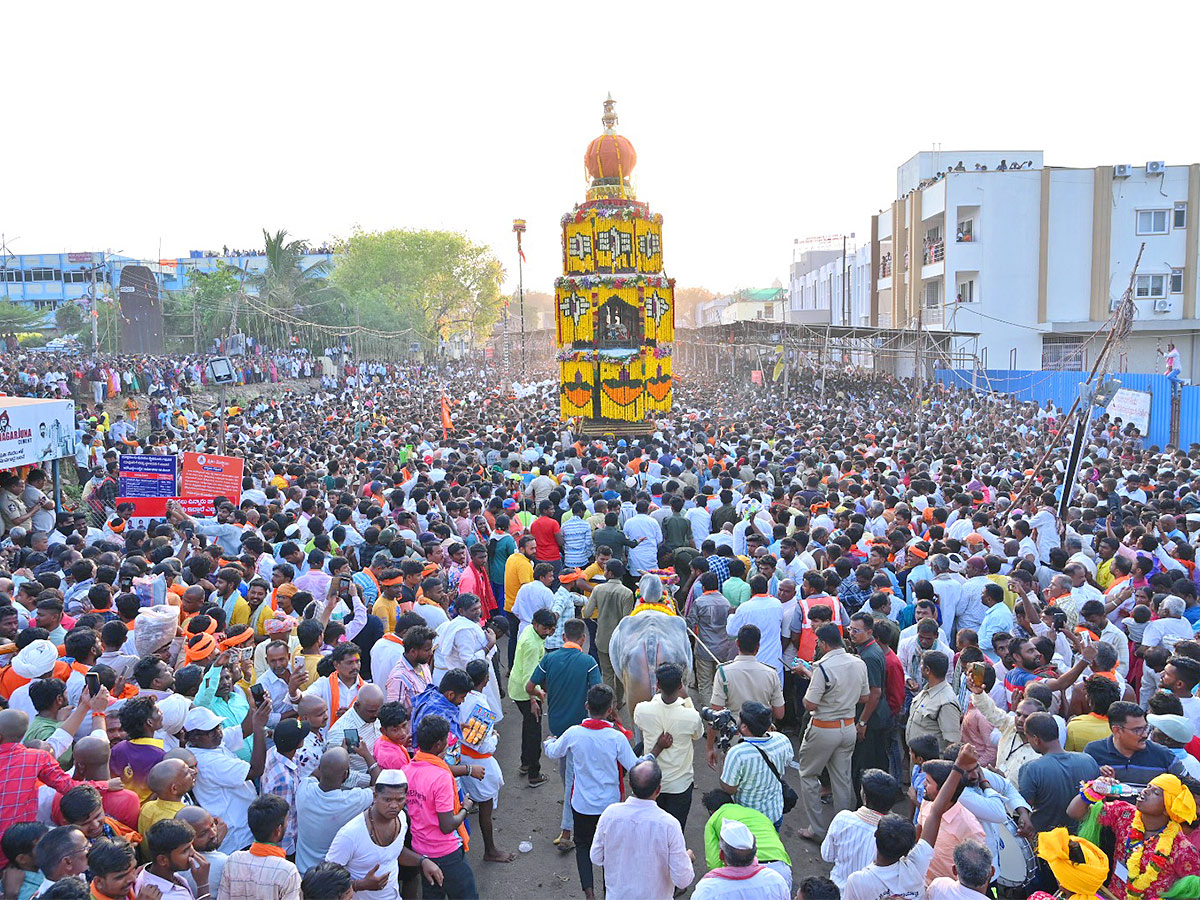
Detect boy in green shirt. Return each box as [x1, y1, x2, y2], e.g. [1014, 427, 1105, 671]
[509, 607, 559, 787]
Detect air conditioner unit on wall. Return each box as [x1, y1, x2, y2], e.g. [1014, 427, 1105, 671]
[1147, 161, 1166, 175]
[1154, 299, 1170, 312]
[1114, 164, 1132, 177]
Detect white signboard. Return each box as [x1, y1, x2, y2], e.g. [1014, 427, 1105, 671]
[1106, 388, 1151, 436]
[0, 398, 76, 468]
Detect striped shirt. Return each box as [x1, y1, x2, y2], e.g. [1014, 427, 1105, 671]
[561, 518, 595, 567]
[719, 733, 794, 824]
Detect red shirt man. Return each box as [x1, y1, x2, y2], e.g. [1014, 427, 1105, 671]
[529, 505, 563, 564]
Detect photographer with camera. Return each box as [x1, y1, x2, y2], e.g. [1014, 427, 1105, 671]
[706, 625, 784, 770]
[716, 701, 795, 831]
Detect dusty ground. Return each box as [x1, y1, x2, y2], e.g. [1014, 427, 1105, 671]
[467, 639, 833, 900]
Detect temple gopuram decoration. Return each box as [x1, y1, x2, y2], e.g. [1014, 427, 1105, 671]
[556, 95, 674, 429]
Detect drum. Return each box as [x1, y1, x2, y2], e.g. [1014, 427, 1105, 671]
[995, 817, 1038, 889]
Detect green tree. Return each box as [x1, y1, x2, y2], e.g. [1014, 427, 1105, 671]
[332, 229, 505, 348]
[54, 302, 86, 336]
[0, 298, 54, 335]
[165, 266, 240, 352]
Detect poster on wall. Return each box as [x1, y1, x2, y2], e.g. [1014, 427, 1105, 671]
[1106, 388, 1151, 436]
[180, 452, 244, 515]
[0, 398, 76, 469]
[118, 454, 178, 498]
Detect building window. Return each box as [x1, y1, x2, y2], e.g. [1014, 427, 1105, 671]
[957, 279, 976, 303]
[1171, 269, 1184, 294]
[63, 270, 89, 284]
[1135, 274, 1167, 299]
[956, 219, 974, 242]
[1136, 210, 1169, 235]
[27, 267, 59, 282]
[1042, 337, 1086, 371]
[1175, 203, 1188, 229]
[923, 280, 940, 308]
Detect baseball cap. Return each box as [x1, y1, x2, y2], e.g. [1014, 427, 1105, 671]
[183, 707, 225, 732]
[1147, 713, 1194, 745]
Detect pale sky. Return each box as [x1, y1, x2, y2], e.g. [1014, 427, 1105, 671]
[6, 2, 1200, 297]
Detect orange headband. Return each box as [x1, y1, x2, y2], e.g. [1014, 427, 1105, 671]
[380, 575, 405, 586]
[219, 628, 254, 651]
[908, 546, 928, 560]
[184, 633, 217, 663]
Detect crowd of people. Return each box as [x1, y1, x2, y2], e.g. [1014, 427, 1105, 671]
[0, 348, 1198, 900]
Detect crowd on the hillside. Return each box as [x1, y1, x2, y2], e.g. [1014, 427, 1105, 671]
[0, 351, 1197, 900]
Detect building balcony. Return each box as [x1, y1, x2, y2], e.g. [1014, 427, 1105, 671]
[923, 240, 945, 265]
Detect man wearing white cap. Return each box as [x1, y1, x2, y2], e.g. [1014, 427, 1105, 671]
[691, 818, 789, 900]
[183, 701, 270, 854]
[325, 767, 443, 900]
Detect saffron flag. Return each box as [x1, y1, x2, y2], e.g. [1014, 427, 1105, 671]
[441, 397, 453, 437]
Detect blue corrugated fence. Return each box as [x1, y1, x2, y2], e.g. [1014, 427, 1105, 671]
[933, 369, 1200, 449]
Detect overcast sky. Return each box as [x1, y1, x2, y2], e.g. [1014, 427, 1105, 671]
[6, 2, 1200, 296]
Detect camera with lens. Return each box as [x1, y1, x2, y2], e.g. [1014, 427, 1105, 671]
[700, 706, 738, 751]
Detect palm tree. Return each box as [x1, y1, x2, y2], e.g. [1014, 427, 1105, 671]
[230, 229, 339, 346]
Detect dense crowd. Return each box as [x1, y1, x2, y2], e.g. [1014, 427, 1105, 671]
[0, 350, 1198, 900]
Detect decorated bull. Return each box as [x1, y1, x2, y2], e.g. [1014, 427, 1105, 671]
[607, 574, 693, 738]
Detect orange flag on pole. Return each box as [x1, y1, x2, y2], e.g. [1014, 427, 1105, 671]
[441, 396, 453, 438]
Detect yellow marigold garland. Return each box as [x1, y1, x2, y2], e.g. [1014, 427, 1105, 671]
[1125, 813, 1181, 899]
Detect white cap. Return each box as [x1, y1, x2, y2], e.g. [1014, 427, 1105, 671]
[719, 819, 755, 851]
[183, 707, 225, 732]
[12, 640, 58, 679]
[376, 768, 408, 787]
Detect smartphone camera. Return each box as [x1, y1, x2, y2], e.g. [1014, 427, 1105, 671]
[344, 728, 360, 750]
[250, 684, 266, 704]
[84, 671, 101, 698]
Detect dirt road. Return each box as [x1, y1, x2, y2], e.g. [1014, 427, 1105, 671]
[468, 655, 833, 899]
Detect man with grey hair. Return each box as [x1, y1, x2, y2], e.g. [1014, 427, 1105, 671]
[1142, 596, 1195, 653]
[926, 838, 993, 898]
[929, 555, 963, 638]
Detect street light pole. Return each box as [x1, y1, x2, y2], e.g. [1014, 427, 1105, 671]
[513, 219, 527, 380]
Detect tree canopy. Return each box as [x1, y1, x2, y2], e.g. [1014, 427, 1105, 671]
[332, 229, 505, 347]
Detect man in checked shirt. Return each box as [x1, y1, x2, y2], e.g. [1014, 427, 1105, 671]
[0, 704, 124, 866]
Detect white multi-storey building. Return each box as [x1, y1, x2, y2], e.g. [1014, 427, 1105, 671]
[871, 151, 1200, 377]
[788, 245, 872, 327]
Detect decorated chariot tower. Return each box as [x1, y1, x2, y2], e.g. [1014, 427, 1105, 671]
[556, 95, 674, 431]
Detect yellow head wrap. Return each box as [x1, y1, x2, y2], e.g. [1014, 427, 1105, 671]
[1151, 773, 1198, 825]
[1036, 828, 1107, 900]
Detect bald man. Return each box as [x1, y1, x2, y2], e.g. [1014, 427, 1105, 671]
[138, 759, 195, 837]
[326, 684, 384, 783]
[176, 806, 229, 900]
[0, 709, 121, 866]
[294, 746, 375, 875]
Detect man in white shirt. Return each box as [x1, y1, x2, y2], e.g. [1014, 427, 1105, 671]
[185, 703, 270, 854]
[512, 564, 556, 635]
[725, 577, 785, 683]
[623, 500, 663, 576]
[929, 556, 963, 638]
[590, 759, 694, 900]
[1028, 494, 1061, 564]
[926, 839, 995, 900]
[842, 746, 971, 900]
[432, 593, 493, 687]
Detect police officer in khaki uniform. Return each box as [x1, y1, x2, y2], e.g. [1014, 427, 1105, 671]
[706, 624, 784, 768]
[795, 622, 869, 840]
